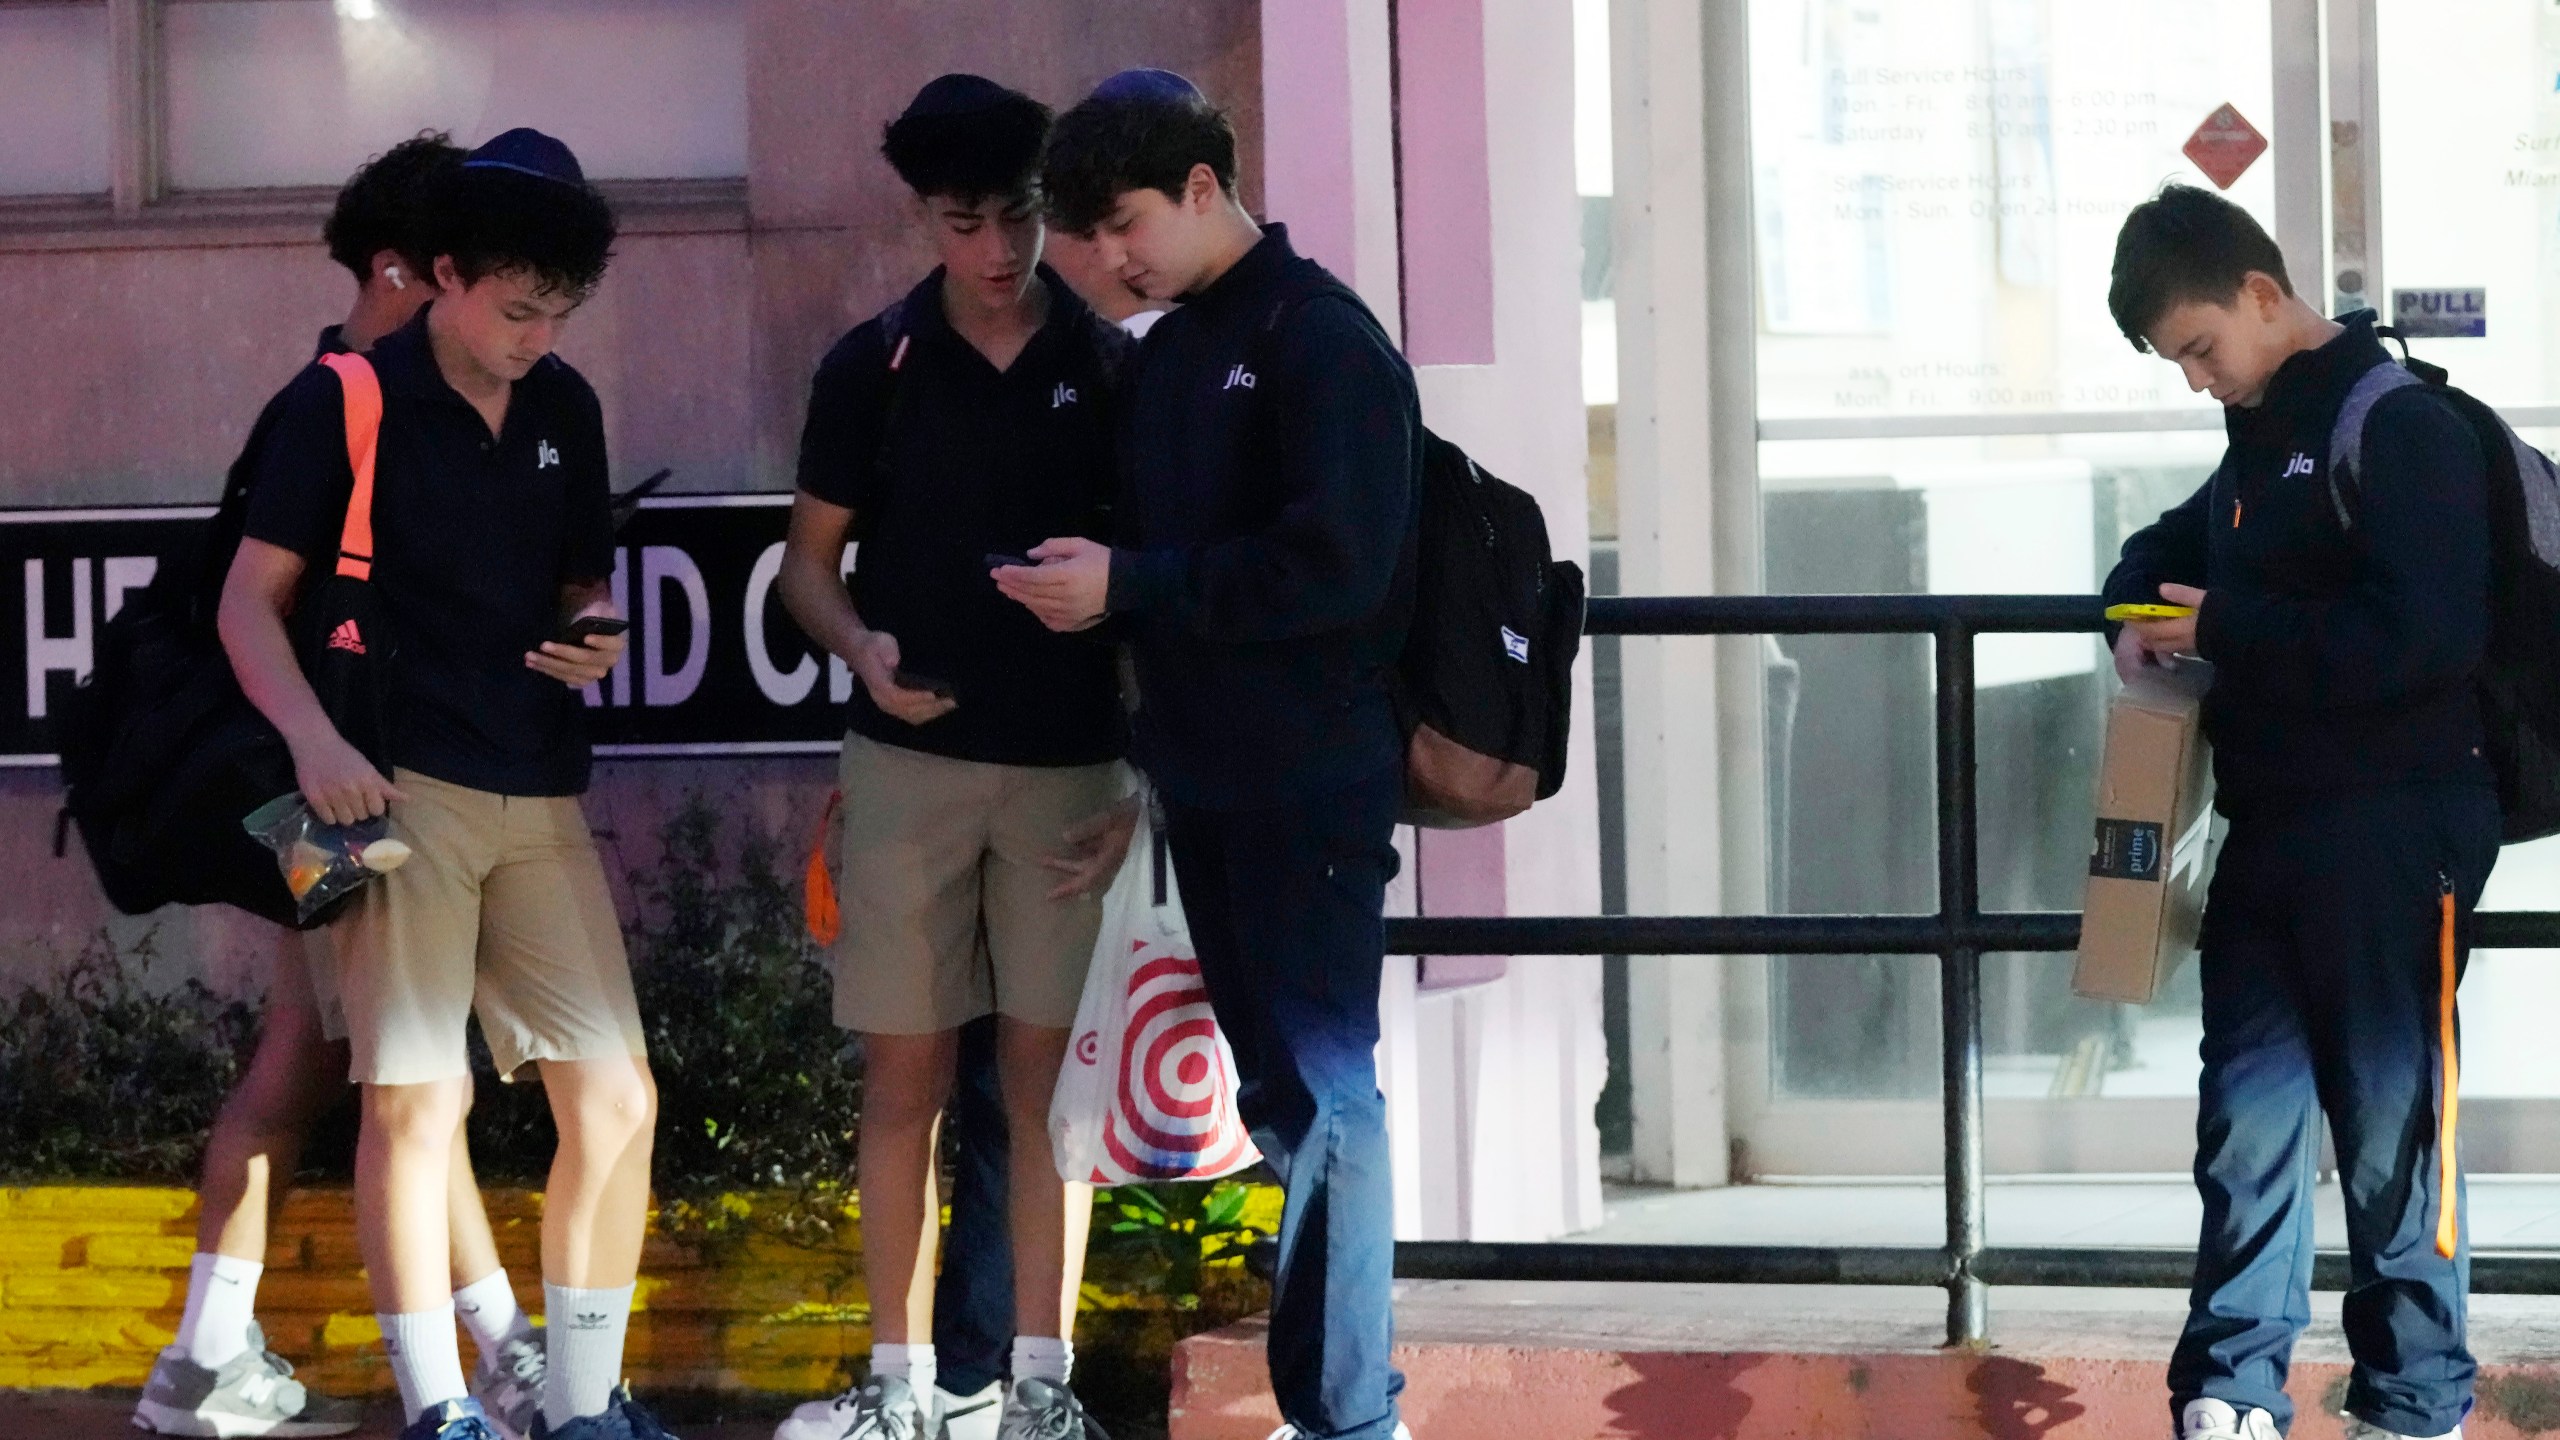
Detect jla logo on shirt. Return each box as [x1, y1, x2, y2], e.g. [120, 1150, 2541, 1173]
[1221, 364, 1257, 391]
[536, 439, 561, 470]
[2281, 452, 2315, 479]
[1051, 382, 1079, 409]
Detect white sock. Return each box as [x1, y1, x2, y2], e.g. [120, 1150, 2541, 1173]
[871, 1341, 935, 1397]
[542, 1282, 634, 1426]
[1012, 1335, 1073, 1386]
[453, 1268, 534, 1355]
[177, 1253, 263, 1368]
[379, 1304, 469, 1419]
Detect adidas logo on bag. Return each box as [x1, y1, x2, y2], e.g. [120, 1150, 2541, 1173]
[327, 619, 366, 656]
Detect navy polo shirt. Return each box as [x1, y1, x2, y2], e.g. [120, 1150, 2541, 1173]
[244, 306, 615, 796]
[795, 267, 1128, 767]
[1104, 225, 1421, 810]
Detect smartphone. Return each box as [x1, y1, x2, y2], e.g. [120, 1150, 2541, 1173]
[556, 615, 631, 647]
[985, 552, 1033, 571]
[891, 667, 955, 700]
[2103, 603, 2196, 622]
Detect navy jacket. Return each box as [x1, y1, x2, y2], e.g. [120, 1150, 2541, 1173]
[2103, 313, 2493, 815]
[1106, 226, 1422, 810]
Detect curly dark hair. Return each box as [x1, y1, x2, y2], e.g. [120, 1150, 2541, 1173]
[2108, 183, 2292, 352]
[883, 89, 1052, 205]
[1042, 90, 1238, 235]
[425, 165, 618, 302]
[322, 131, 465, 282]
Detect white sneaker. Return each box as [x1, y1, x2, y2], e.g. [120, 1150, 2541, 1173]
[2343, 1417, 2462, 1440]
[2182, 1399, 2281, 1440]
[937, 1382, 1003, 1440]
[774, 1374, 933, 1440]
[1264, 1426, 1413, 1440]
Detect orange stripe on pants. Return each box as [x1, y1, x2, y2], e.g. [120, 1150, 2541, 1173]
[2436, 885, 2461, 1260]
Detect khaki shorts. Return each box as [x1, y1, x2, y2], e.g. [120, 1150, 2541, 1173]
[263, 923, 348, 1044]
[327, 770, 645, 1086]
[833, 733, 1124, 1035]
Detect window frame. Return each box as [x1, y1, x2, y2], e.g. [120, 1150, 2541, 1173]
[0, 0, 747, 238]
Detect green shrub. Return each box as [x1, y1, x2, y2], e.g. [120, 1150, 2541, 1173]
[0, 930, 255, 1179]
[622, 793, 861, 1246]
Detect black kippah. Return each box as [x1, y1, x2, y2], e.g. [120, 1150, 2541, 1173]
[903, 73, 1016, 122]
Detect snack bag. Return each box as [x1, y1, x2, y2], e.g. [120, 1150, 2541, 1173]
[243, 794, 412, 925]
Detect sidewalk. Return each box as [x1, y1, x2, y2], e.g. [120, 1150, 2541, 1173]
[0, 1393, 789, 1440]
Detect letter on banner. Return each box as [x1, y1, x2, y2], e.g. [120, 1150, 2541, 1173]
[744, 542, 818, 705]
[641, 546, 710, 708]
[25, 558, 91, 720]
[103, 557, 158, 620]
[581, 549, 633, 709]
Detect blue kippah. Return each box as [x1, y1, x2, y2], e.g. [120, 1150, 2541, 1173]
[1091, 68, 1206, 105]
[462, 128, 585, 186]
[903, 73, 1018, 121]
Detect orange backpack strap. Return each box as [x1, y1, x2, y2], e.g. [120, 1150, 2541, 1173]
[316, 352, 382, 581]
[804, 788, 844, 946]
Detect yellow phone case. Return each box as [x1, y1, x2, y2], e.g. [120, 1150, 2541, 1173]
[2104, 603, 2197, 621]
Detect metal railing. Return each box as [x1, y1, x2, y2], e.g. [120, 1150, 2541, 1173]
[1378, 593, 2560, 1347]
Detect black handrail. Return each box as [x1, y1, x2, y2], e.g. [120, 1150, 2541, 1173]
[1378, 593, 2560, 1346]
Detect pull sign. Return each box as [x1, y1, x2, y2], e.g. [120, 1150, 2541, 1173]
[2391, 287, 2487, 339]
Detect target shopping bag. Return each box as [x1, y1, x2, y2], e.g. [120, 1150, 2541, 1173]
[1049, 799, 1261, 1184]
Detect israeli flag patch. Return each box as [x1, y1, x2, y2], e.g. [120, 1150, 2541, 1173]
[1501, 626, 1530, 663]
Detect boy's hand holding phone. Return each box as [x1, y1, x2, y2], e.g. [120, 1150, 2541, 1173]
[848, 628, 958, 726]
[527, 605, 630, 688]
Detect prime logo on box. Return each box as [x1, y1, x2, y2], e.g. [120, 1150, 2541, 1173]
[5, 494, 849, 765]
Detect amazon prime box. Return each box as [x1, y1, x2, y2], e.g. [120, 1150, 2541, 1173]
[2073, 661, 2215, 1004]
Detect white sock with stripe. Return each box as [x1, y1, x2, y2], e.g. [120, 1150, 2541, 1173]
[177, 1252, 262, 1368]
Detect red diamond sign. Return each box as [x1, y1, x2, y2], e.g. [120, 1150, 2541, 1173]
[2183, 103, 2268, 190]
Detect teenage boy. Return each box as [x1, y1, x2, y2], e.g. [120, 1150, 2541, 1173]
[2104, 184, 2498, 1440]
[776, 75, 1133, 1440]
[220, 129, 666, 1440]
[139, 131, 544, 1440]
[1010, 70, 1422, 1440]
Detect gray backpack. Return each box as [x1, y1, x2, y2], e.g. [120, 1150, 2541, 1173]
[2329, 337, 2560, 841]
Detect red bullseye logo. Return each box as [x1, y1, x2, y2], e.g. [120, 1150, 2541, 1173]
[1096, 942, 1258, 1181]
[1075, 1031, 1100, 1066]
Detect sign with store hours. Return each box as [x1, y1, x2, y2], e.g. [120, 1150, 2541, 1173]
[0, 494, 872, 766]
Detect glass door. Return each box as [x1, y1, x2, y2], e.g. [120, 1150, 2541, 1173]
[1730, 0, 2293, 1175]
[2370, 0, 2560, 1169]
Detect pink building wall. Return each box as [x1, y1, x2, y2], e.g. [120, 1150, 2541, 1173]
[1260, 0, 1605, 1243]
[0, 0, 1260, 986]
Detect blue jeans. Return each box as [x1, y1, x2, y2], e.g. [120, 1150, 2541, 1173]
[934, 1013, 1013, 1396]
[2172, 784, 2501, 1437]
[1164, 764, 1405, 1440]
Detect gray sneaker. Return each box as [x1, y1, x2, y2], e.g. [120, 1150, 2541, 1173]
[130, 1323, 363, 1436]
[770, 1374, 931, 1440]
[996, 1379, 1099, 1440]
[472, 1328, 548, 1440]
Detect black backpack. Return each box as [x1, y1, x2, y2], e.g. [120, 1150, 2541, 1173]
[56, 352, 398, 928]
[1399, 432, 1586, 828]
[1249, 271, 1586, 828]
[2327, 337, 2560, 842]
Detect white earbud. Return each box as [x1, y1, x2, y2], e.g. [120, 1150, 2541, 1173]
[386, 265, 405, 290]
